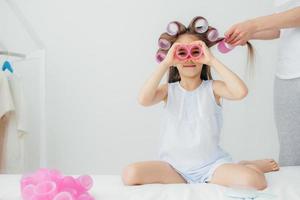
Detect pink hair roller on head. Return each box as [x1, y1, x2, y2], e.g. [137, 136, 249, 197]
[20, 168, 94, 200]
[158, 38, 171, 50]
[156, 50, 167, 63]
[194, 18, 209, 33]
[166, 21, 179, 36]
[217, 39, 234, 53]
[174, 44, 203, 61]
[206, 28, 219, 42]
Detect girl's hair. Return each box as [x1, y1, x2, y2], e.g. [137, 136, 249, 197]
[157, 16, 254, 83]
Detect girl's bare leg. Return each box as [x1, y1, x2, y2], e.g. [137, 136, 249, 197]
[239, 159, 280, 173]
[209, 163, 268, 190]
[122, 161, 186, 185]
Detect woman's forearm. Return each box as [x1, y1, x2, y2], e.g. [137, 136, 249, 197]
[251, 29, 280, 40]
[209, 58, 248, 98]
[252, 7, 300, 32]
[138, 62, 168, 105]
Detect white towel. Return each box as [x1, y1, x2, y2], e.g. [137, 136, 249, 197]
[0, 72, 15, 118]
[0, 71, 27, 173]
[6, 73, 27, 136]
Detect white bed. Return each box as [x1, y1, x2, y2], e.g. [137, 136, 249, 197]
[0, 166, 299, 200]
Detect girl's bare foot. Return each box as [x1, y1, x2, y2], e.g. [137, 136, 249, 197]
[239, 159, 280, 173]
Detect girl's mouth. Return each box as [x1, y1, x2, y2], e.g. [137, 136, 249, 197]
[183, 64, 196, 68]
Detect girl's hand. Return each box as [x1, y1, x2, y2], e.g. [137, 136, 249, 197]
[191, 40, 216, 66]
[225, 20, 257, 46]
[161, 42, 183, 67]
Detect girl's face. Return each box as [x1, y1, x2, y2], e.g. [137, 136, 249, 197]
[175, 34, 204, 79]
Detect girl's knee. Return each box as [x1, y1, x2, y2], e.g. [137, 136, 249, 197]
[243, 173, 267, 190]
[122, 164, 141, 185]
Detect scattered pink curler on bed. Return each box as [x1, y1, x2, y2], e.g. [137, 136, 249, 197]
[174, 44, 203, 61]
[20, 168, 94, 200]
[206, 28, 219, 42]
[217, 39, 234, 53]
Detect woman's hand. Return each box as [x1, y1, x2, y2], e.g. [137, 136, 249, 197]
[191, 40, 216, 66]
[225, 20, 257, 46]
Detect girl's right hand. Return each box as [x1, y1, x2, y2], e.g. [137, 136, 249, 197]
[161, 42, 181, 67]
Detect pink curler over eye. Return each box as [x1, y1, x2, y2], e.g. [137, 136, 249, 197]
[174, 44, 203, 61]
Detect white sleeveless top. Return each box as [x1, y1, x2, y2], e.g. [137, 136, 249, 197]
[158, 80, 229, 172]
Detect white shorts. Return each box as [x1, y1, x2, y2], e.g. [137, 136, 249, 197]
[171, 156, 234, 184]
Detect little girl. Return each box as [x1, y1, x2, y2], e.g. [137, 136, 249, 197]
[122, 16, 279, 190]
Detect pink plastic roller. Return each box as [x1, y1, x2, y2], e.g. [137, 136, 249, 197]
[174, 44, 203, 61]
[156, 50, 167, 63]
[166, 21, 179, 36]
[194, 17, 209, 33]
[206, 28, 219, 42]
[158, 38, 171, 50]
[217, 39, 234, 53]
[20, 168, 94, 200]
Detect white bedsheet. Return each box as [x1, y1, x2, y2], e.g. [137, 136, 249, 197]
[0, 166, 299, 200]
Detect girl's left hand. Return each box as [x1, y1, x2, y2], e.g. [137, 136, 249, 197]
[191, 40, 215, 66]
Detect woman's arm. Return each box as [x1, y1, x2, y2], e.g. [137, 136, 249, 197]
[251, 29, 280, 40]
[254, 7, 300, 31]
[225, 6, 300, 45]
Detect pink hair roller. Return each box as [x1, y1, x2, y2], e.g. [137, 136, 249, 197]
[156, 50, 167, 63]
[20, 168, 94, 200]
[217, 39, 234, 53]
[166, 21, 179, 36]
[53, 192, 73, 200]
[207, 28, 219, 42]
[194, 18, 209, 33]
[174, 44, 203, 61]
[158, 38, 171, 50]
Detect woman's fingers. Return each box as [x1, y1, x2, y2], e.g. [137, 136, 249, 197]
[226, 31, 240, 44]
[230, 34, 243, 45]
[225, 25, 236, 38]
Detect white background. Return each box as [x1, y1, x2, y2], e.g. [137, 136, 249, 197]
[0, 0, 279, 174]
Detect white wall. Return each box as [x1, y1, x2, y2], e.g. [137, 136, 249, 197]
[1, 0, 279, 174]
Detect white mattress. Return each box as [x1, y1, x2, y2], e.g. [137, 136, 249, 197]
[0, 166, 299, 200]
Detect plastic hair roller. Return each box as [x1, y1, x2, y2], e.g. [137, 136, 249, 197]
[194, 17, 209, 33]
[156, 50, 167, 63]
[174, 44, 203, 61]
[158, 38, 171, 50]
[206, 28, 219, 42]
[166, 21, 179, 36]
[217, 39, 234, 53]
[20, 168, 95, 200]
[158, 32, 176, 50]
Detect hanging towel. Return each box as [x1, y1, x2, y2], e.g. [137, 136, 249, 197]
[0, 72, 15, 118]
[0, 72, 15, 172]
[0, 71, 27, 173]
